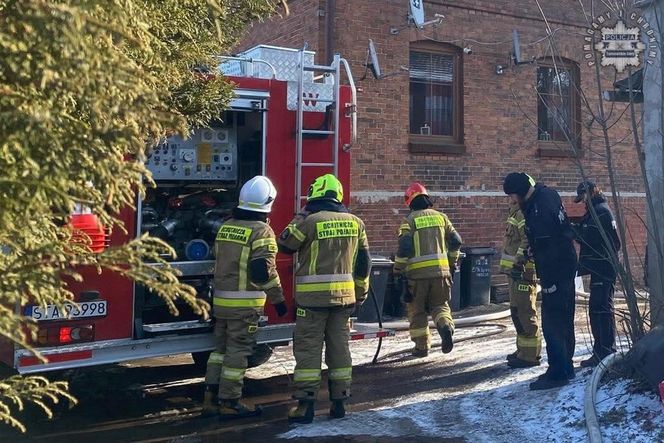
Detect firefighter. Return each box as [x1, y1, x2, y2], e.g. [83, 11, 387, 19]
[501, 199, 542, 368]
[572, 181, 621, 367]
[394, 183, 462, 358]
[203, 175, 288, 418]
[277, 173, 370, 424]
[503, 172, 577, 390]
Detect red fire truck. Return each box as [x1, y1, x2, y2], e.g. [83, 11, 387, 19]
[1, 45, 392, 374]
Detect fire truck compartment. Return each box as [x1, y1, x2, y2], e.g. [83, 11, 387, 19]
[135, 105, 266, 337]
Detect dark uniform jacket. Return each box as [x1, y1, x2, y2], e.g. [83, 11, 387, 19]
[522, 183, 577, 286]
[575, 195, 621, 280]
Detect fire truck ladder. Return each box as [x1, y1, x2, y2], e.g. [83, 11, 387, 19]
[294, 49, 356, 211]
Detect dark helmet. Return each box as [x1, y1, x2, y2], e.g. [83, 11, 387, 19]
[503, 172, 535, 197]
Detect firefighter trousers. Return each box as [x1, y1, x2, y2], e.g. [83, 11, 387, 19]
[407, 276, 455, 351]
[292, 305, 354, 401]
[509, 277, 541, 362]
[589, 274, 617, 358]
[204, 311, 260, 400]
[541, 278, 576, 380]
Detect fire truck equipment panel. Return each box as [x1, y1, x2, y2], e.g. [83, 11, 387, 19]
[147, 127, 237, 181]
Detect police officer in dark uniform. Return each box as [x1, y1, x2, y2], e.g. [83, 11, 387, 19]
[572, 181, 621, 367]
[503, 172, 578, 390]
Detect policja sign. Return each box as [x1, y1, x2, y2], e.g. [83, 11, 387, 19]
[584, 8, 658, 72]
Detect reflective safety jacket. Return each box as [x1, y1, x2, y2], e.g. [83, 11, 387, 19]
[278, 209, 370, 308]
[500, 203, 536, 281]
[213, 218, 284, 319]
[394, 208, 461, 279]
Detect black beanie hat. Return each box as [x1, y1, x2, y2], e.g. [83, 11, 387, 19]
[503, 172, 534, 197]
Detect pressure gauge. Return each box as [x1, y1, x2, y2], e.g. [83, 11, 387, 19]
[180, 149, 195, 162]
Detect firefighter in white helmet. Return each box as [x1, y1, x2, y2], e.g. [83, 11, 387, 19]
[203, 175, 288, 419]
[278, 174, 371, 424]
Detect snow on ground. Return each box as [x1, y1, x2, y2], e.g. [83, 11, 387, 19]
[596, 378, 664, 443]
[278, 325, 664, 442]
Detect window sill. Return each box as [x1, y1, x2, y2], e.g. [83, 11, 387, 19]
[537, 141, 582, 158]
[409, 136, 465, 154]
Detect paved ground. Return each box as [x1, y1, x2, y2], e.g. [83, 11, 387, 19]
[2, 299, 660, 443]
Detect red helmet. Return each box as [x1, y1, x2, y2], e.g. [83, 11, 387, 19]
[404, 182, 429, 207]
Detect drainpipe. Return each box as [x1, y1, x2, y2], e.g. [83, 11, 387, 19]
[325, 0, 335, 64]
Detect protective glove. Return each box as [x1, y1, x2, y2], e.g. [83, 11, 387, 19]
[274, 301, 288, 317]
[354, 285, 368, 306]
[449, 262, 458, 275]
[522, 265, 537, 282]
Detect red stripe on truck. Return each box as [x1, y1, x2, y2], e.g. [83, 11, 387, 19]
[19, 350, 93, 367]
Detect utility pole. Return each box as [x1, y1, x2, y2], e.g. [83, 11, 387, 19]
[640, 0, 664, 325]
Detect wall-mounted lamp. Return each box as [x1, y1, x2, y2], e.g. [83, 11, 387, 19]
[495, 65, 505, 75]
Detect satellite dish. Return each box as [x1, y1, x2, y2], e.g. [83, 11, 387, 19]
[361, 39, 408, 80]
[367, 39, 381, 79]
[512, 29, 523, 64]
[511, 30, 534, 65]
[410, 0, 425, 28]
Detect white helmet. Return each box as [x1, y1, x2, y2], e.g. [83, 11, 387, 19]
[237, 175, 277, 213]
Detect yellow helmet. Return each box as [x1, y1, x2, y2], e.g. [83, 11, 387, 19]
[307, 174, 344, 202]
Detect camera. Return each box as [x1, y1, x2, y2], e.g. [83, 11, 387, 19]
[463, 46, 473, 55]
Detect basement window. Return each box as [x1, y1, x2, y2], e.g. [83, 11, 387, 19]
[409, 42, 465, 154]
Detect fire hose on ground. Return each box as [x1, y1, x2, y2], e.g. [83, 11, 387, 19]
[363, 285, 594, 364]
[584, 352, 624, 443]
[363, 285, 511, 364]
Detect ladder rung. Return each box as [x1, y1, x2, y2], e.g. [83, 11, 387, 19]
[301, 162, 335, 167]
[302, 129, 334, 135]
[304, 64, 336, 73]
[300, 98, 335, 104]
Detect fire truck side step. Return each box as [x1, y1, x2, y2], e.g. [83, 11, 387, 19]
[143, 320, 212, 333]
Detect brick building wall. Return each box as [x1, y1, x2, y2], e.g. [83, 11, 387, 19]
[238, 0, 648, 281]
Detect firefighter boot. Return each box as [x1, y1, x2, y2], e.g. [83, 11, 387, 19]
[201, 385, 219, 417]
[507, 356, 541, 368]
[329, 400, 346, 419]
[580, 354, 602, 368]
[437, 324, 454, 354]
[288, 400, 315, 424]
[529, 376, 569, 391]
[219, 399, 262, 419]
[411, 348, 429, 358]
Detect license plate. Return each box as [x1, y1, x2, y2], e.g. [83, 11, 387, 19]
[29, 301, 107, 321]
